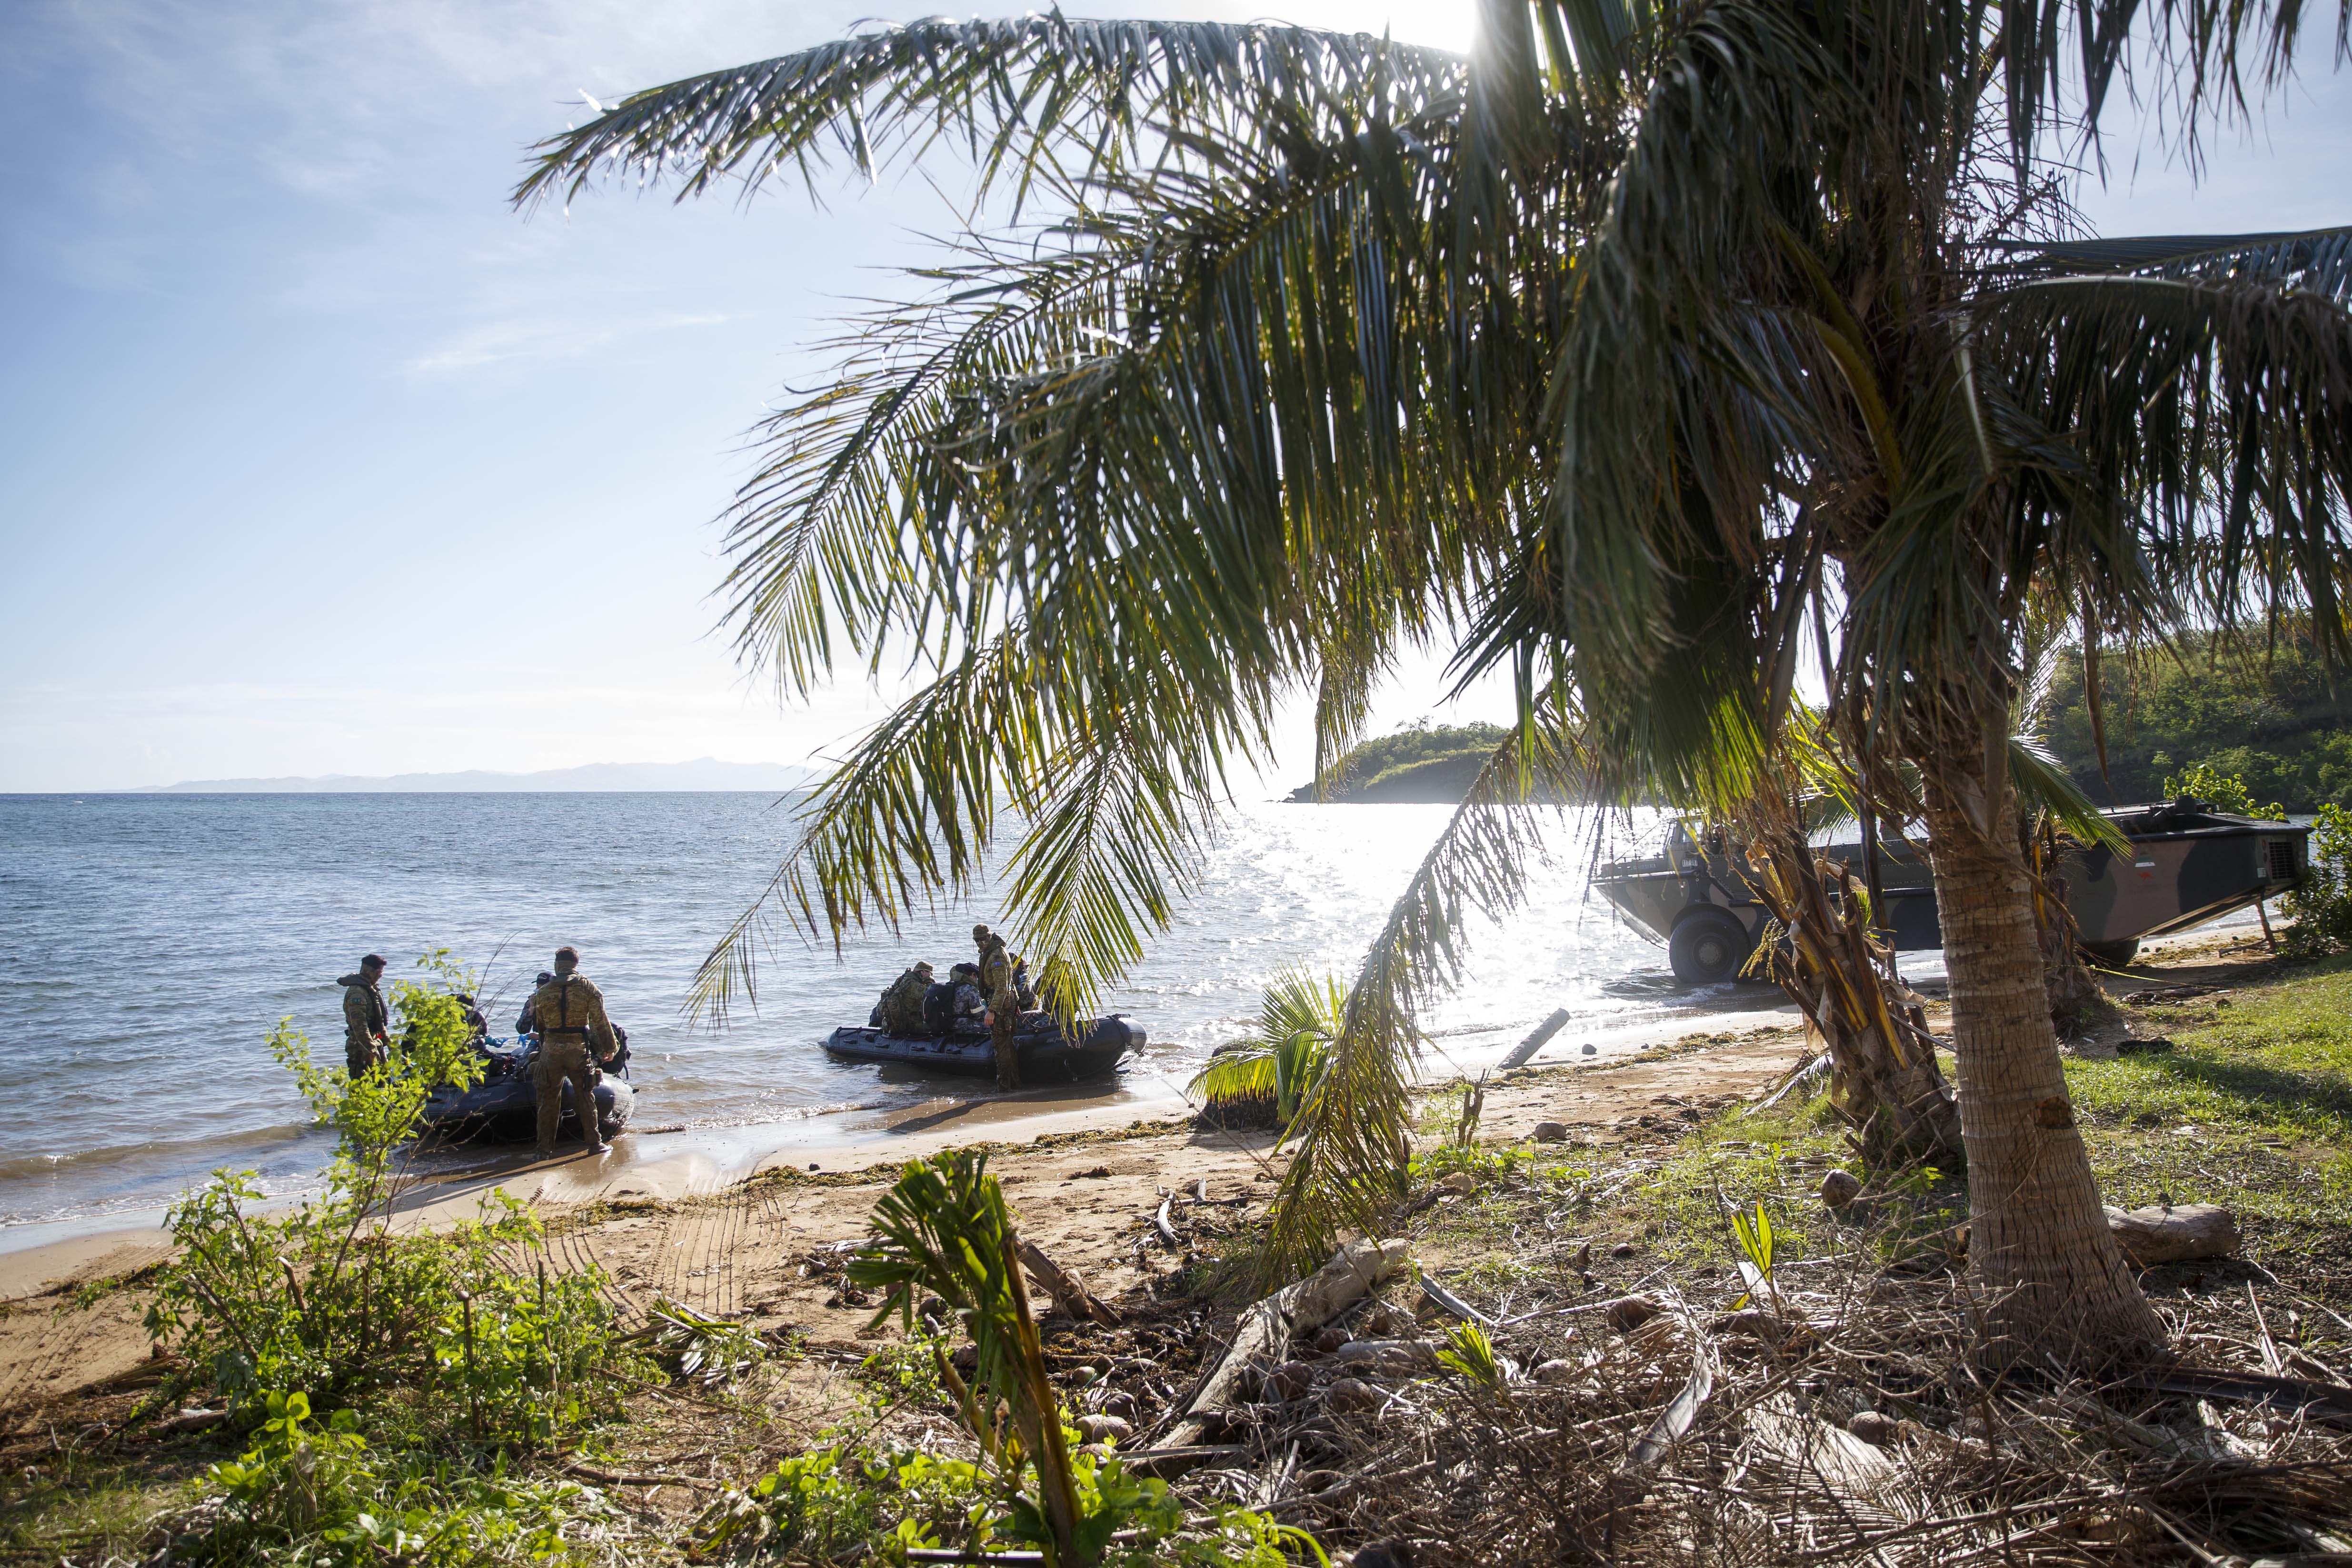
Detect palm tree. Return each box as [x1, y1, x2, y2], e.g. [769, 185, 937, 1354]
[518, 0, 2351, 1362]
[1485, 13, 2352, 1360]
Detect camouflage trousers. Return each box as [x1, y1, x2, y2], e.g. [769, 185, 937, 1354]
[345, 1035, 384, 1078]
[535, 1038, 602, 1157]
[990, 994, 1020, 1092]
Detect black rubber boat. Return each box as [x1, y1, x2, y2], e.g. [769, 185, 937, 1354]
[822, 1013, 1145, 1082]
[418, 1038, 636, 1143]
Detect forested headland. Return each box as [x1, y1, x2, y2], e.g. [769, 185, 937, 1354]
[1285, 721, 1528, 802]
[2041, 628, 2352, 811]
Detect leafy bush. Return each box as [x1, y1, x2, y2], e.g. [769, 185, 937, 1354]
[699, 1438, 1315, 1567]
[2283, 804, 2352, 958]
[148, 953, 630, 1448]
[2160, 761, 2285, 819]
[195, 1390, 621, 1567]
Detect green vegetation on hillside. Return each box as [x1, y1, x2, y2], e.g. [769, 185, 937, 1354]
[1286, 721, 1513, 802]
[2041, 630, 2352, 811]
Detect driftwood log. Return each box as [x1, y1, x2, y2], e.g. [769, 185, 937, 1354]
[1501, 1008, 1573, 1069]
[2104, 1204, 2240, 1266]
[1160, 1237, 1410, 1448]
[1014, 1238, 1121, 1327]
[1923, 1207, 2236, 1269]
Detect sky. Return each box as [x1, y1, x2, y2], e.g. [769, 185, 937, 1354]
[1, 0, 2346, 793]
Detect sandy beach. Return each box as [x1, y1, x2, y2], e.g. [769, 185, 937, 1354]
[0, 980, 1817, 1301]
[0, 1006, 1814, 1418]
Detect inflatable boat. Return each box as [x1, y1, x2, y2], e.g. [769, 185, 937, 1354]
[822, 1013, 1145, 1082]
[417, 1038, 636, 1143]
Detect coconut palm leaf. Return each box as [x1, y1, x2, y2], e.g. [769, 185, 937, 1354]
[514, 14, 1468, 215]
[1978, 267, 2352, 657]
[1994, 227, 2352, 302]
[1261, 720, 1584, 1280]
[1189, 1047, 1278, 1106]
[1187, 966, 1345, 1122]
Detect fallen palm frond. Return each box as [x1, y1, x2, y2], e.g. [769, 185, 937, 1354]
[647, 1297, 765, 1387]
[1173, 1162, 2352, 1567]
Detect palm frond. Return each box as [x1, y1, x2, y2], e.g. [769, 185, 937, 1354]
[1260, 723, 1583, 1282]
[1980, 270, 2352, 664]
[1188, 1047, 1277, 1105]
[1993, 226, 2352, 303]
[514, 14, 1467, 214]
[2010, 737, 2134, 856]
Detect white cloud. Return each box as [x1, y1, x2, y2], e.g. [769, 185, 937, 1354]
[409, 309, 732, 372]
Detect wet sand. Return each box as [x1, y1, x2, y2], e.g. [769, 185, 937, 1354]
[0, 992, 1808, 1302]
[0, 1016, 1824, 1417]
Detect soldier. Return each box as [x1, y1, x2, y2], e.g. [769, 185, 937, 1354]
[878, 961, 935, 1035]
[977, 929, 1021, 1092]
[526, 947, 617, 1159]
[453, 993, 490, 1043]
[339, 954, 389, 1077]
[514, 970, 556, 1037]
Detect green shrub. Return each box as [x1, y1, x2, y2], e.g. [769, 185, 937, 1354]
[195, 1390, 621, 1567]
[699, 1438, 1318, 1568]
[2160, 761, 2285, 819]
[2284, 804, 2352, 958]
[147, 953, 630, 1448]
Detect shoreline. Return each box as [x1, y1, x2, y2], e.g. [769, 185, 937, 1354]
[0, 993, 1806, 1301]
[1, 909, 2267, 1299]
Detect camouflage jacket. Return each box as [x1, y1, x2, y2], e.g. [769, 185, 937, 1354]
[528, 971, 618, 1057]
[977, 939, 1019, 1008]
[339, 973, 387, 1047]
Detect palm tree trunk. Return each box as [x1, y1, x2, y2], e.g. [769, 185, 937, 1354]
[2023, 819, 2109, 1036]
[1742, 808, 1963, 1165]
[1918, 746, 2163, 1364]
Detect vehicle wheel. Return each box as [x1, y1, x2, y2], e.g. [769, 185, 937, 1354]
[2079, 936, 2141, 968]
[1669, 909, 1755, 987]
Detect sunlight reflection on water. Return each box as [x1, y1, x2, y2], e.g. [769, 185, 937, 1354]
[0, 793, 1726, 1229]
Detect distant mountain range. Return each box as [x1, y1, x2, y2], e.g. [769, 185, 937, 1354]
[134, 759, 818, 793]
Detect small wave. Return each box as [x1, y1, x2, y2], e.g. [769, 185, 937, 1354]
[0, 1121, 325, 1183]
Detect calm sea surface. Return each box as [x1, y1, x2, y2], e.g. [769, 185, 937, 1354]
[0, 792, 1732, 1235]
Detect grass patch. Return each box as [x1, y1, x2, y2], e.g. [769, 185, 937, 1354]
[2071, 954, 2352, 1242]
[0, 1441, 203, 1566]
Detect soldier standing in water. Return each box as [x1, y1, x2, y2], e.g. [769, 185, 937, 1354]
[974, 925, 1021, 1092]
[339, 954, 389, 1076]
[527, 946, 617, 1159]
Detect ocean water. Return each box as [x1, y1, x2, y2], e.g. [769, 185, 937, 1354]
[0, 792, 1730, 1236]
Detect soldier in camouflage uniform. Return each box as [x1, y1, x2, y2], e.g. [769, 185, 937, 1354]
[974, 925, 1021, 1091]
[877, 961, 935, 1035]
[339, 954, 389, 1077]
[528, 946, 617, 1159]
